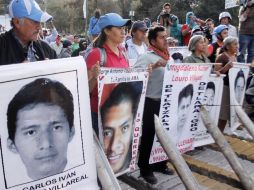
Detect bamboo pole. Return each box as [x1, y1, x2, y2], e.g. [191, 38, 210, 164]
[94, 132, 121, 190]
[154, 115, 201, 190]
[200, 106, 254, 190]
[235, 105, 254, 139]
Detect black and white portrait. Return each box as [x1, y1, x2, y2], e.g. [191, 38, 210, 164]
[0, 72, 85, 188]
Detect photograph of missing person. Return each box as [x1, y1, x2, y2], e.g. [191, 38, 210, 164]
[0, 76, 85, 188]
[99, 81, 143, 174]
[177, 84, 194, 141]
[234, 70, 246, 105]
[232, 70, 246, 129]
[172, 52, 184, 63]
[203, 81, 216, 113]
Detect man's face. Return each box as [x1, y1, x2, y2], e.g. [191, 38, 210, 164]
[14, 18, 41, 43]
[203, 88, 215, 112]
[164, 5, 171, 14]
[177, 96, 192, 129]
[133, 29, 147, 42]
[152, 31, 168, 52]
[220, 17, 229, 25]
[235, 77, 245, 103]
[206, 21, 214, 30]
[8, 103, 74, 180]
[102, 101, 133, 173]
[74, 37, 80, 44]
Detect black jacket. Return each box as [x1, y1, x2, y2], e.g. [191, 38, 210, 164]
[0, 30, 57, 65]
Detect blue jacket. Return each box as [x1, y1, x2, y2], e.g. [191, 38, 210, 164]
[88, 16, 101, 36]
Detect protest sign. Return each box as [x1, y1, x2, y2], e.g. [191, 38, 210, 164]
[193, 74, 225, 147]
[225, 0, 239, 9]
[98, 68, 148, 176]
[229, 64, 250, 131]
[150, 64, 212, 164]
[0, 57, 98, 190]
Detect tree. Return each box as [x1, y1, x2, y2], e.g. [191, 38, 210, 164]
[135, 0, 240, 26]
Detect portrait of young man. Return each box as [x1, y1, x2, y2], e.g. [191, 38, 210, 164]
[177, 84, 194, 141]
[99, 81, 143, 174]
[6, 78, 75, 181]
[234, 70, 246, 104]
[203, 81, 216, 113]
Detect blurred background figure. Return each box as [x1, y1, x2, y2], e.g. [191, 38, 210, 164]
[59, 40, 72, 58]
[88, 8, 102, 40]
[72, 39, 88, 57]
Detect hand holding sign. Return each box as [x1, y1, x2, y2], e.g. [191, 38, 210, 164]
[152, 59, 167, 70]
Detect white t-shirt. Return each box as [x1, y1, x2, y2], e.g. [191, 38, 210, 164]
[133, 44, 146, 56]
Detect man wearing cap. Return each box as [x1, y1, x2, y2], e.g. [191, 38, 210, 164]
[0, 0, 56, 65]
[219, 12, 238, 38]
[125, 20, 148, 59]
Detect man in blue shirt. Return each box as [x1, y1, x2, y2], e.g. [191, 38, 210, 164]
[88, 9, 101, 40]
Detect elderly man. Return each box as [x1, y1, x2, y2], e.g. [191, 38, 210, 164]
[0, 0, 56, 65]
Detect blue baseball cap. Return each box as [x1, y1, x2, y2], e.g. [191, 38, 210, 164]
[98, 13, 131, 31]
[8, 0, 52, 23]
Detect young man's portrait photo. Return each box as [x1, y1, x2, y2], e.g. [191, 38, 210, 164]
[99, 81, 143, 174]
[0, 76, 85, 188]
[177, 84, 194, 141]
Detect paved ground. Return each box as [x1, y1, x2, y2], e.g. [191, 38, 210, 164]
[119, 129, 254, 190]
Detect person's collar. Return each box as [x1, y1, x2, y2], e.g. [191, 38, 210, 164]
[103, 43, 122, 56]
[148, 45, 170, 60]
[12, 29, 31, 49]
[217, 40, 223, 47]
[192, 52, 206, 61]
[132, 38, 143, 46]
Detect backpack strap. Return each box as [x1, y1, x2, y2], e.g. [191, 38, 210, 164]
[99, 48, 106, 66]
[98, 47, 129, 67]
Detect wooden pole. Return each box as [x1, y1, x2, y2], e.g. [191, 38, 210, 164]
[94, 132, 121, 190]
[154, 115, 201, 190]
[200, 106, 254, 190]
[235, 105, 254, 139]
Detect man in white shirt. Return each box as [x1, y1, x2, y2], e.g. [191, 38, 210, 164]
[126, 21, 148, 59]
[219, 12, 238, 38]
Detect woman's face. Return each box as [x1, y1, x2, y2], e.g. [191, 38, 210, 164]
[102, 101, 133, 173]
[220, 29, 229, 40]
[106, 26, 126, 44]
[235, 76, 245, 104]
[227, 41, 239, 54]
[195, 38, 206, 53]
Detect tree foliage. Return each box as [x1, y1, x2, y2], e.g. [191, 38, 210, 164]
[136, 0, 239, 26]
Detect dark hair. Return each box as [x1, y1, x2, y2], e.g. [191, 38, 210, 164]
[93, 26, 113, 48]
[100, 81, 143, 123]
[178, 84, 194, 105]
[172, 52, 183, 61]
[234, 70, 245, 89]
[7, 78, 74, 141]
[206, 81, 215, 92]
[94, 9, 101, 19]
[163, 3, 171, 8]
[205, 18, 214, 23]
[79, 39, 87, 50]
[148, 26, 166, 46]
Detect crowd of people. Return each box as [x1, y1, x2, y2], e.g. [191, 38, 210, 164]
[1, 0, 254, 185]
